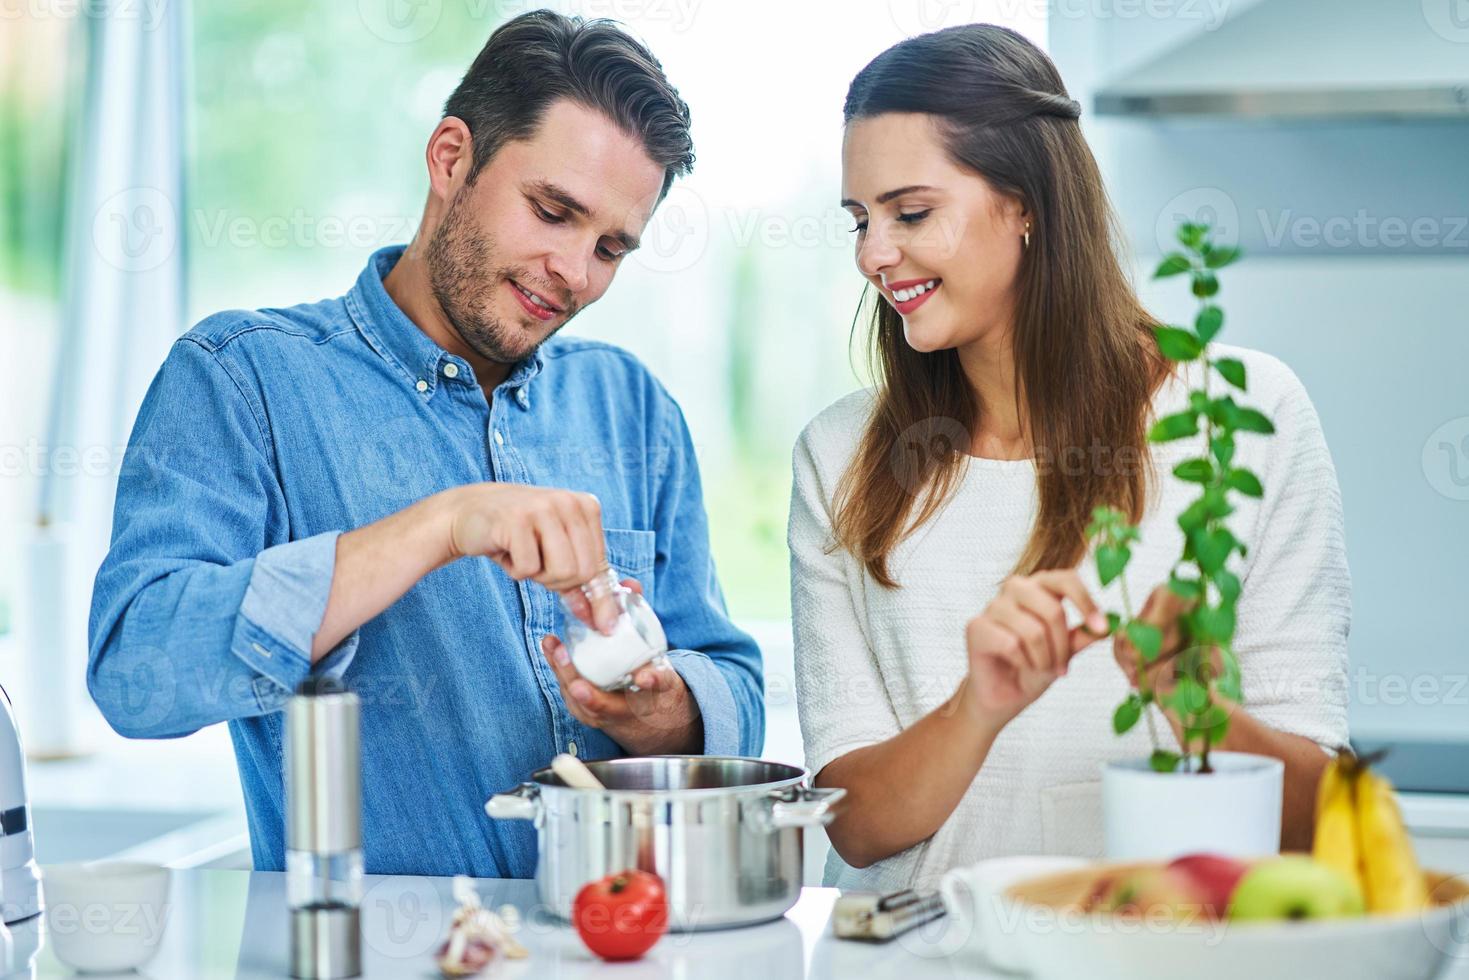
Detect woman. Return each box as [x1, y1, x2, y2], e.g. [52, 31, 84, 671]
[790, 24, 1350, 893]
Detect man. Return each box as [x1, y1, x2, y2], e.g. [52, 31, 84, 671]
[87, 11, 764, 877]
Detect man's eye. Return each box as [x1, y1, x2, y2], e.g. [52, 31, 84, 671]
[897, 209, 932, 224]
[596, 245, 625, 261]
[534, 203, 565, 223]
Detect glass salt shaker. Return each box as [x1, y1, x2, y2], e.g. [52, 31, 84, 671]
[560, 566, 668, 691]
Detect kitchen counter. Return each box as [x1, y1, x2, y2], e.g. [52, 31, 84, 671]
[23, 866, 1469, 979]
[22, 869, 972, 979]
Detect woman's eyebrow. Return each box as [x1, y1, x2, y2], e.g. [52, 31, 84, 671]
[840, 184, 938, 209]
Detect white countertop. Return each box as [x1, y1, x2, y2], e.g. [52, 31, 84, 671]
[21, 867, 1469, 980]
[23, 869, 979, 979]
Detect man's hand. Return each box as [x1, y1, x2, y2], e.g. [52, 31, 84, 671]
[538, 581, 703, 756]
[445, 483, 622, 630]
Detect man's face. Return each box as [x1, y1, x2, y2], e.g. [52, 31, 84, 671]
[426, 99, 666, 365]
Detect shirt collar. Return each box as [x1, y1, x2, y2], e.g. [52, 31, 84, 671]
[347, 245, 543, 404]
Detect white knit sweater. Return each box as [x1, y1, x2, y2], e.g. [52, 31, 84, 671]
[788, 343, 1351, 894]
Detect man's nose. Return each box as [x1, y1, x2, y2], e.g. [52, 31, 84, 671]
[546, 246, 591, 294]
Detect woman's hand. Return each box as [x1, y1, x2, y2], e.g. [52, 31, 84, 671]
[961, 570, 1110, 724]
[1111, 583, 1198, 691]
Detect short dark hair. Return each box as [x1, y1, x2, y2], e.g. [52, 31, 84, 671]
[443, 10, 694, 198]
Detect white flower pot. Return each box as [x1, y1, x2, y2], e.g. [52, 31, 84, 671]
[1102, 751, 1284, 860]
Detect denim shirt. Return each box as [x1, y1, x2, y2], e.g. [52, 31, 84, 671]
[88, 245, 765, 877]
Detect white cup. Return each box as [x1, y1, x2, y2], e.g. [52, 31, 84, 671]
[938, 855, 1088, 973]
[43, 861, 172, 973]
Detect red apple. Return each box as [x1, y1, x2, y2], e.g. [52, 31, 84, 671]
[1166, 853, 1251, 920]
[1095, 866, 1198, 918]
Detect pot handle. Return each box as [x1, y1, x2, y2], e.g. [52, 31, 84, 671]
[484, 782, 541, 822]
[768, 785, 847, 829]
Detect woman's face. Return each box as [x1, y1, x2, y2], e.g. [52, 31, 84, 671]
[841, 113, 1028, 354]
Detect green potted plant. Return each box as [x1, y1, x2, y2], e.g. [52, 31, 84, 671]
[1090, 222, 1285, 859]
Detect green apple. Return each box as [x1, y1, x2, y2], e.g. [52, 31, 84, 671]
[1227, 855, 1365, 921]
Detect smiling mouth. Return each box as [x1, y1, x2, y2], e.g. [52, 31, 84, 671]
[509, 279, 564, 316]
[887, 278, 941, 312]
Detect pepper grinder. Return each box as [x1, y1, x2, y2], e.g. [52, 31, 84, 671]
[286, 676, 362, 979]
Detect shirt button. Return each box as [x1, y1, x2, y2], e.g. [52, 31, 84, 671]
[415, 379, 428, 393]
[493, 430, 504, 447]
[567, 741, 578, 757]
[516, 388, 529, 408]
[443, 363, 459, 379]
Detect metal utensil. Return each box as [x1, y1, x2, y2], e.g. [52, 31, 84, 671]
[486, 756, 846, 931]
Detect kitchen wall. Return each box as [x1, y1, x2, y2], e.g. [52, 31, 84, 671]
[1049, 3, 1469, 742]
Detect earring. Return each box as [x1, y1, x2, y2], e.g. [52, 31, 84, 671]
[1023, 222, 1032, 249]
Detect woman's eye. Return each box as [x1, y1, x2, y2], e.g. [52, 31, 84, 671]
[897, 209, 932, 224]
[850, 220, 868, 234]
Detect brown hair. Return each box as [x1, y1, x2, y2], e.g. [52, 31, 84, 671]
[444, 10, 694, 198]
[833, 24, 1169, 588]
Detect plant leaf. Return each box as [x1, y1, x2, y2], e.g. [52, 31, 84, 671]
[1177, 223, 1206, 251]
[1175, 676, 1209, 714]
[1195, 305, 1224, 343]
[1203, 244, 1241, 269]
[1193, 528, 1235, 574]
[1191, 272, 1219, 298]
[1154, 253, 1192, 278]
[1097, 544, 1131, 586]
[1210, 434, 1235, 469]
[1225, 467, 1263, 497]
[1176, 498, 1208, 534]
[1125, 621, 1164, 663]
[1113, 694, 1143, 735]
[1168, 574, 1204, 600]
[1196, 603, 1237, 645]
[1213, 569, 1242, 603]
[1232, 407, 1275, 434]
[1214, 357, 1247, 390]
[1154, 325, 1203, 361]
[1149, 411, 1199, 443]
[1149, 749, 1182, 773]
[1106, 612, 1123, 635]
[1172, 458, 1213, 483]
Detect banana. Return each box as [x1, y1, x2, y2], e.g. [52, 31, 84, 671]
[1354, 762, 1429, 914]
[1312, 751, 1364, 899]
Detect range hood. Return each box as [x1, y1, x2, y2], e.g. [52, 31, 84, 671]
[1094, 0, 1469, 120]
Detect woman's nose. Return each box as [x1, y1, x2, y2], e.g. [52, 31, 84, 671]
[856, 225, 900, 279]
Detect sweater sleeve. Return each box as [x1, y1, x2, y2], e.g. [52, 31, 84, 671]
[788, 414, 904, 779]
[1232, 359, 1352, 754]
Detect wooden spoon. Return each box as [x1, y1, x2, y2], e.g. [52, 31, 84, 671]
[551, 753, 605, 790]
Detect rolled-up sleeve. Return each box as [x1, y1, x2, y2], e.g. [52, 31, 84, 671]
[1233, 359, 1352, 755]
[648, 395, 764, 758]
[788, 419, 903, 779]
[88, 337, 358, 739]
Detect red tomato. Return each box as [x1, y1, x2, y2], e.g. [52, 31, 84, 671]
[572, 870, 669, 961]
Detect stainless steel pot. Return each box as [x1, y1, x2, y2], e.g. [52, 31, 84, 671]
[484, 756, 845, 931]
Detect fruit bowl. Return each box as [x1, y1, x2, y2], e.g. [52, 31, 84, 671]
[1000, 858, 1469, 980]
